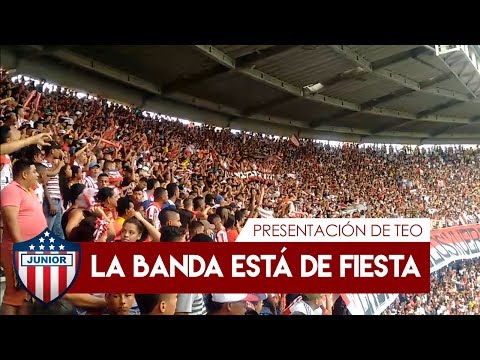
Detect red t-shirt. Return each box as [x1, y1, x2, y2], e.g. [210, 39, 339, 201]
[227, 229, 239, 243]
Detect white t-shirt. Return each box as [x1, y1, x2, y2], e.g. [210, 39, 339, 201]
[33, 182, 45, 205]
[415, 307, 425, 315]
[0, 155, 13, 191]
[258, 207, 274, 219]
[175, 293, 207, 315]
[289, 300, 321, 315]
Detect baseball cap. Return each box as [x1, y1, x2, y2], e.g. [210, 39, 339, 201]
[61, 116, 74, 125]
[211, 294, 259, 303]
[254, 293, 268, 302]
[89, 162, 100, 169]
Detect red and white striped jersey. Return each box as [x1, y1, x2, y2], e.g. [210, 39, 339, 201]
[215, 227, 228, 243]
[81, 176, 98, 191]
[42, 160, 62, 200]
[145, 202, 162, 230]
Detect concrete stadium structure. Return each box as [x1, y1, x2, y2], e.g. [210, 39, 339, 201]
[1, 45, 480, 144]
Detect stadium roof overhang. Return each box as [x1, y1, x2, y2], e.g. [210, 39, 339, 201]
[2, 44, 480, 145]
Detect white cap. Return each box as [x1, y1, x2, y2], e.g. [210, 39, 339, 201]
[211, 294, 258, 303]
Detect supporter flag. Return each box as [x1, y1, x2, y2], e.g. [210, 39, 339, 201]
[289, 134, 300, 147]
[102, 122, 117, 142]
[267, 155, 283, 162]
[220, 160, 229, 170]
[459, 213, 468, 225]
[258, 207, 274, 219]
[289, 211, 309, 218]
[33, 91, 42, 111]
[282, 295, 303, 315]
[23, 90, 36, 109]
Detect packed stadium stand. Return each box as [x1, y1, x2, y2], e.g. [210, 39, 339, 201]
[0, 45, 479, 315]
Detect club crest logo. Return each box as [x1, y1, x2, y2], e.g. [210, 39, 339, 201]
[12, 229, 81, 304]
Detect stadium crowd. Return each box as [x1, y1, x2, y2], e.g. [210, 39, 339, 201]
[1, 71, 480, 315]
[383, 259, 480, 315]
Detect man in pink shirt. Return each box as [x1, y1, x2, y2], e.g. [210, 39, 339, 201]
[0, 159, 47, 315]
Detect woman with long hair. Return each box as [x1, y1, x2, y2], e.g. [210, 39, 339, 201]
[118, 211, 160, 242]
[94, 187, 121, 237]
[95, 187, 119, 221]
[116, 196, 136, 229]
[62, 183, 115, 241]
[69, 215, 102, 243]
[58, 164, 73, 209]
[64, 215, 118, 315]
[69, 165, 83, 187]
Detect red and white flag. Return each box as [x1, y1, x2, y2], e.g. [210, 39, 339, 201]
[282, 295, 303, 315]
[289, 134, 300, 147]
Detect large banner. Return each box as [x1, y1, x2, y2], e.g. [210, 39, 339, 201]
[429, 225, 480, 273]
[224, 170, 277, 183]
[343, 224, 480, 315]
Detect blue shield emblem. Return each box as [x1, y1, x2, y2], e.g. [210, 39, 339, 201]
[12, 229, 81, 304]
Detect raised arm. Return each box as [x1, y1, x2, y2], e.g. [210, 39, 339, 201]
[134, 211, 161, 242]
[0, 132, 52, 155]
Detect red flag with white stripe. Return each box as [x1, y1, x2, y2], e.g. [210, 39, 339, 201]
[282, 295, 303, 315]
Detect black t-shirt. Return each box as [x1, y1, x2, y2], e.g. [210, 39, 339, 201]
[333, 296, 351, 315]
[36, 83, 45, 94]
[61, 208, 93, 240]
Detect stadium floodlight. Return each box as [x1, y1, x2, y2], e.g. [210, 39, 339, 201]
[303, 82, 324, 94]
